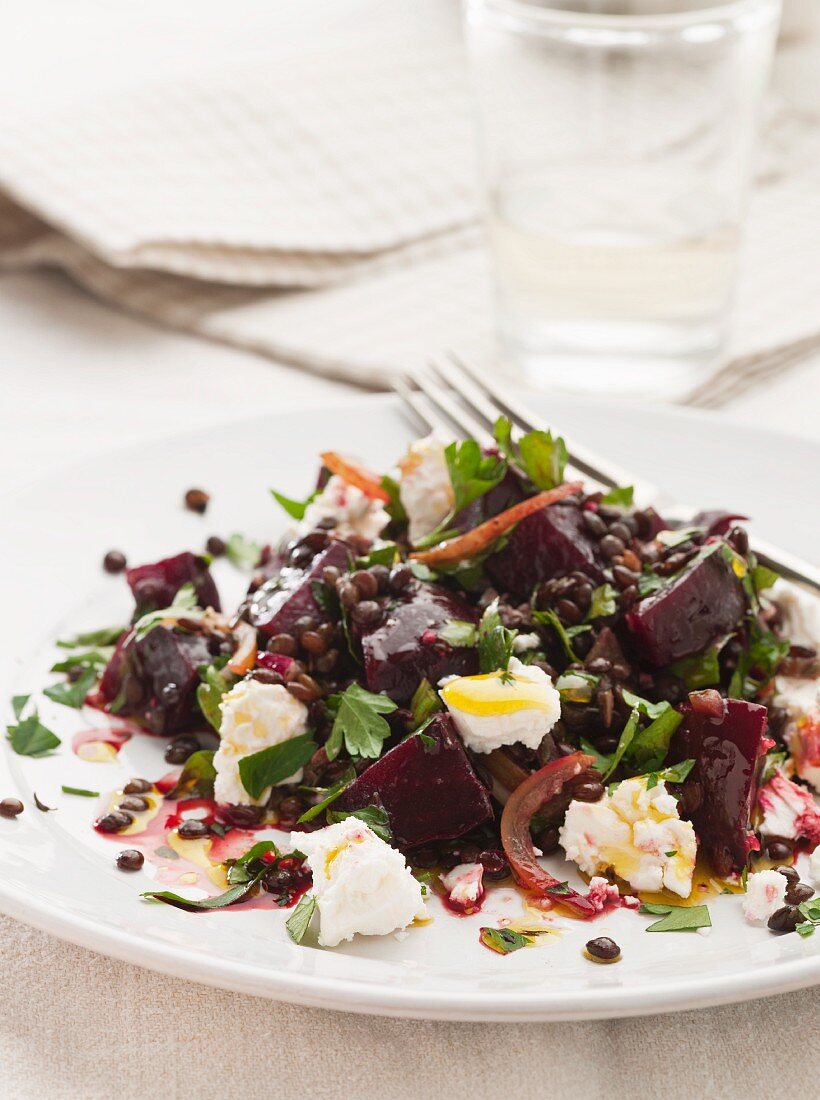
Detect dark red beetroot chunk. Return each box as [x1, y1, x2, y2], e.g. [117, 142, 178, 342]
[625, 543, 745, 667]
[335, 713, 493, 847]
[670, 698, 768, 877]
[95, 625, 213, 734]
[452, 467, 525, 532]
[691, 511, 749, 538]
[94, 630, 130, 706]
[126, 552, 220, 614]
[485, 503, 602, 600]
[256, 651, 297, 678]
[361, 582, 479, 704]
[249, 541, 351, 638]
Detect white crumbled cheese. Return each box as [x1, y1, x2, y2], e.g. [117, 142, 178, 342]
[780, 680, 820, 792]
[298, 474, 389, 542]
[772, 580, 820, 790]
[757, 770, 820, 844]
[512, 632, 541, 654]
[809, 846, 820, 888]
[439, 657, 561, 754]
[294, 819, 426, 947]
[758, 772, 802, 839]
[213, 678, 308, 806]
[398, 434, 454, 545]
[584, 876, 640, 912]
[742, 870, 788, 923]
[559, 776, 697, 898]
[440, 862, 485, 912]
[773, 579, 820, 649]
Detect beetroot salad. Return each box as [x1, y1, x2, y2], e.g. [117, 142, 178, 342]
[9, 417, 820, 956]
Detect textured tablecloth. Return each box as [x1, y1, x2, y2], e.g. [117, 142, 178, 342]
[3, 913, 820, 1100]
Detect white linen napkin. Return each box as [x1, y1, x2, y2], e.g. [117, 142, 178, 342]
[0, 6, 818, 399]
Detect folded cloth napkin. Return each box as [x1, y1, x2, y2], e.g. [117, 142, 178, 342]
[0, 6, 818, 398]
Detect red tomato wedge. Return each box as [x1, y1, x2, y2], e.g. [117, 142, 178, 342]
[409, 482, 583, 567]
[500, 751, 598, 919]
[320, 451, 390, 502]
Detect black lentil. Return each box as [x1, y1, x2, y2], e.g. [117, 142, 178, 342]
[184, 488, 209, 514]
[785, 882, 814, 905]
[118, 795, 149, 813]
[116, 849, 145, 872]
[768, 905, 801, 933]
[585, 937, 621, 962]
[123, 778, 152, 795]
[103, 550, 127, 574]
[97, 811, 133, 833]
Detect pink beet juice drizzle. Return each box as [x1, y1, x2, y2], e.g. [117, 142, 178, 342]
[72, 726, 132, 755]
[93, 788, 308, 908]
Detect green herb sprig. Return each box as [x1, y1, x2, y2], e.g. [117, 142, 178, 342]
[324, 683, 397, 762]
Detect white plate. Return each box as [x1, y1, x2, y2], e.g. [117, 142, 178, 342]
[1, 393, 818, 1022]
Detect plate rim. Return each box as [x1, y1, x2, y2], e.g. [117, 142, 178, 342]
[2, 871, 819, 1021]
[2, 392, 819, 1021]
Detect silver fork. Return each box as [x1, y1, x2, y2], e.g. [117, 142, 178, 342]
[392, 353, 820, 593]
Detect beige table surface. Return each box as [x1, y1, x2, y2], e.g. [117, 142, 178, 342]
[1, 268, 820, 1098]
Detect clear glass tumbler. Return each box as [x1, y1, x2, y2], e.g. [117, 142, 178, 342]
[463, 0, 782, 396]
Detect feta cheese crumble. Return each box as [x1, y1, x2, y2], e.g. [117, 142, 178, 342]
[742, 870, 787, 923]
[298, 474, 389, 542]
[809, 846, 820, 888]
[440, 862, 485, 913]
[757, 770, 820, 845]
[559, 776, 697, 898]
[213, 678, 308, 806]
[398, 434, 454, 545]
[772, 580, 820, 790]
[294, 819, 426, 947]
[585, 876, 638, 913]
[439, 657, 561, 754]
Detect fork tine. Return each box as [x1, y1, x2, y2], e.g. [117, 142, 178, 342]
[446, 350, 641, 493]
[392, 375, 453, 440]
[427, 353, 609, 492]
[413, 370, 493, 444]
[427, 353, 508, 437]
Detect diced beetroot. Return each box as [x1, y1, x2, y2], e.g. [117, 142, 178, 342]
[452, 467, 525, 532]
[256, 651, 297, 678]
[335, 713, 493, 847]
[95, 625, 213, 734]
[134, 627, 214, 732]
[486, 503, 602, 599]
[642, 506, 670, 538]
[360, 582, 479, 704]
[126, 552, 220, 614]
[625, 544, 745, 667]
[692, 511, 749, 538]
[670, 698, 768, 876]
[249, 540, 351, 637]
[94, 630, 130, 706]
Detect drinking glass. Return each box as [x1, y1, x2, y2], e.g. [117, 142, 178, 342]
[463, 0, 782, 396]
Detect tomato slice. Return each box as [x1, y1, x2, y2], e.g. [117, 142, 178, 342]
[500, 751, 597, 919]
[410, 482, 582, 567]
[320, 451, 390, 502]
